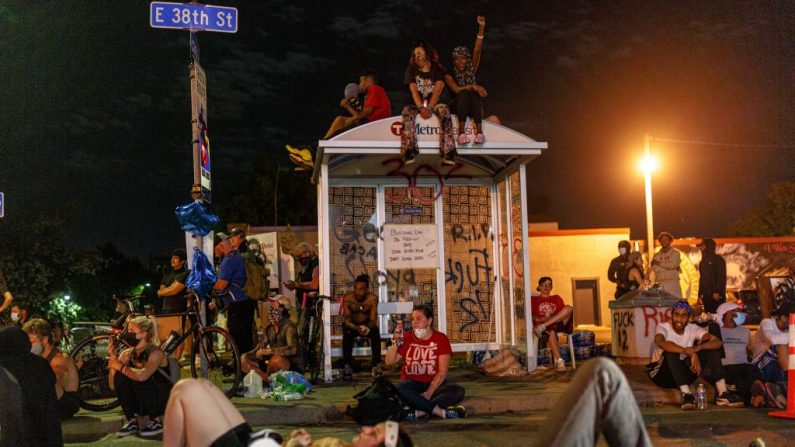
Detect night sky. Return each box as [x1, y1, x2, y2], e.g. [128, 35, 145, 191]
[1, 1, 793, 260]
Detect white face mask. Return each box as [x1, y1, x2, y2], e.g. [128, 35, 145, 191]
[413, 328, 429, 339]
[10, 312, 19, 322]
[30, 343, 44, 356]
[619, 247, 627, 255]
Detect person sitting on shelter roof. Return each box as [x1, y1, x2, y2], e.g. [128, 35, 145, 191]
[531, 277, 573, 372]
[287, 69, 392, 170]
[400, 40, 456, 165]
[444, 16, 488, 145]
[646, 300, 743, 410]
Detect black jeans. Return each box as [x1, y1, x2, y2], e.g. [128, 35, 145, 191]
[114, 371, 171, 420]
[648, 349, 725, 389]
[397, 380, 465, 414]
[342, 326, 381, 367]
[454, 90, 483, 127]
[725, 363, 762, 403]
[227, 299, 256, 354]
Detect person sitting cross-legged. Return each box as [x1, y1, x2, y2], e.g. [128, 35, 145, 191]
[241, 294, 303, 381]
[385, 304, 466, 421]
[646, 300, 743, 410]
[531, 277, 574, 371]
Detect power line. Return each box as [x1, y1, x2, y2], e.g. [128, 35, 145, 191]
[649, 137, 795, 149]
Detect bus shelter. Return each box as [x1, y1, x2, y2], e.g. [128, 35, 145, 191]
[313, 116, 548, 381]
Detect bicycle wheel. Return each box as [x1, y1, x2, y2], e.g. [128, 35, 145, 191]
[70, 334, 120, 411]
[190, 327, 241, 398]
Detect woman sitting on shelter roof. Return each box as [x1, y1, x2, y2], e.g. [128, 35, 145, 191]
[444, 15, 488, 145]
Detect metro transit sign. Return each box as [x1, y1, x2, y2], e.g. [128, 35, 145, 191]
[150, 2, 238, 33]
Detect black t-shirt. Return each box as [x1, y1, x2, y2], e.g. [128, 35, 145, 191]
[296, 255, 319, 306]
[404, 64, 446, 101]
[160, 267, 189, 313]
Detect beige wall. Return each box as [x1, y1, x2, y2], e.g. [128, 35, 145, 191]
[528, 230, 630, 326]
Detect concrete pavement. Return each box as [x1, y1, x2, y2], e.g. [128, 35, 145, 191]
[63, 359, 684, 444]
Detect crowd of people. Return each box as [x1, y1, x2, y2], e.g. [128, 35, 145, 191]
[287, 16, 498, 169]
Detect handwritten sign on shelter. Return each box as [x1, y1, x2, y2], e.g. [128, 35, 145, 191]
[384, 224, 438, 269]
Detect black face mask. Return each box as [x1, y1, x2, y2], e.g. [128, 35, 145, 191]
[123, 331, 141, 347]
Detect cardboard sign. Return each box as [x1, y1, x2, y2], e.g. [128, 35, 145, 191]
[384, 224, 439, 269]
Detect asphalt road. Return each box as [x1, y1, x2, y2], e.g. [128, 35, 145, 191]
[66, 405, 794, 447]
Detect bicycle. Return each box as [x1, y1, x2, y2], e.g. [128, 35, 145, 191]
[70, 290, 242, 411]
[300, 294, 332, 384]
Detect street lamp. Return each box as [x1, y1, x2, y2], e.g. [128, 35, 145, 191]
[639, 134, 658, 264]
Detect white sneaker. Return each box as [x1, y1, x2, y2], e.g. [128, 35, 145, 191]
[555, 358, 566, 371]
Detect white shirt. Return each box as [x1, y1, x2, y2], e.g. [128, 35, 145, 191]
[752, 318, 789, 362]
[652, 322, 706, 363]
[720, 325, 750, 365]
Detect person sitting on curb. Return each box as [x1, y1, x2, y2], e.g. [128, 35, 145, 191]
[22, 318, 81, 419]
[531, 277, 574, 371]
[241, 295, 303, 381]
[646, 300, 743, 409]
[714, 302, 760, 407]
[751, 300, 791, 408]
[163, 378, 415, 447]
[341, 273, 381, 378]
[385, 304, 466, 420]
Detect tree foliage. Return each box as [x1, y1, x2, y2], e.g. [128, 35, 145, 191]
[729, 181, 795, 237]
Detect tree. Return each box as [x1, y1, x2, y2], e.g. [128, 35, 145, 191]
[729, 181, 795, 237]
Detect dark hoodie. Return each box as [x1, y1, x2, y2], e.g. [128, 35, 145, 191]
[0, 326, 63, 447]
[698, 239, 726, 313]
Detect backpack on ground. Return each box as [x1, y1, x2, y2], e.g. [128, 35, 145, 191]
[242, 257, 269, 300]
[349, 375, 405, 425]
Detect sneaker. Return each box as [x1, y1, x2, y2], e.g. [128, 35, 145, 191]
[474, 133, 486, 144]
[681, 393, 696, 410]
[116, 418, 139, 437]
[716, 391, 745, 408]
[764, 382, 787, 409]
[457, 133, 470, 145]
[555, 358, 566, 372]
[445, 405, 467, 419]
[750, 380, 766, 408]
[286, 144, 313, 163]
[139, 418, 164, 437]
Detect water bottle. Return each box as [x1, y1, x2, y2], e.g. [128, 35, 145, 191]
[696, 383, 707, 410]
[243, 370, 263, 398]
[163, 331, 180, 353]
[394, 320, 404, 347]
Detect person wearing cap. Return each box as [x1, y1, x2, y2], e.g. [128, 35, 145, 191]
[715, 302, 760, 407]
[751, 299, 791, 408]
[608, 240, 633, 298]
[651, 231, 682, 298]
[647, 300, 743, 409]
[697, 238, 726, 313]
[214, 228, 257, 354]
[241, 295, 303, 381]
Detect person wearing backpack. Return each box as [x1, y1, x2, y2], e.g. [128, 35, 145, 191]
[214, 228, 256, 354]
[385, 304, 466, 421]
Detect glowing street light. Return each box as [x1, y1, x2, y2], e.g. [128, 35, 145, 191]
[640, 134, 657, 264]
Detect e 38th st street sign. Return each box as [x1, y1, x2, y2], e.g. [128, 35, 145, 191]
[150, 2, 238, 33]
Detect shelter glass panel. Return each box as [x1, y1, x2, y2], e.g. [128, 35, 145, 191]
[328, 187, 378, 337]
[497, 180, 512, 344]
[443, 186, 495, 344]
[384, 186, 437, 326]
[510, 172, 528, 348]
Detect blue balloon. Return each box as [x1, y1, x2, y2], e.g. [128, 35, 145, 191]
[185, 247, 217, 299]
[175, 201, 220, 237]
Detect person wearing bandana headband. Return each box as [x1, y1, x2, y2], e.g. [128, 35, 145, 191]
[241, 295, 303, 381]
[108, 316, 172, 437]
[444, 16, 488, 145]
[647, 300, 743, 409]
[385, 304, 466, 420]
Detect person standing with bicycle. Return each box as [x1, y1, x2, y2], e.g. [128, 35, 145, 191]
[157, 248, 190, 359]
[108, 316, 172, 437]
[241, 295, 303, 381]
[214, 228, 256, 355]
[284, 242, 319, 336]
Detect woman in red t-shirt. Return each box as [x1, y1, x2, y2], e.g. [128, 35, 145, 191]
[384, 304, 466, 420]
[531, 277, 574, 371]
